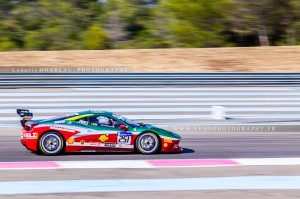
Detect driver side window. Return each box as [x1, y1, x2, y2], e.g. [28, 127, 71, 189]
[77, 115, 120, 128]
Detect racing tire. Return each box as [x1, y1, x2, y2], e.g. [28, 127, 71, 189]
[38, 131, 64, 156]
[135, 132, 160, 154]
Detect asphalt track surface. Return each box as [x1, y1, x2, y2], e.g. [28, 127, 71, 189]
[0, 86, 300, 161]
[1, 86, 300, 198]
[1, 129, 300, 162]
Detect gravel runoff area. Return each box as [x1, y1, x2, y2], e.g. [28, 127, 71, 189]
[0, 46, 299, 72]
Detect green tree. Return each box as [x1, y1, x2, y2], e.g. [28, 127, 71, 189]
[0, 37, 17, 51]
[103, 0, 155, 48]
[231, 0, 300, 46]
[24, 30, 49, 50]
[83, 24, 108, 49]
[148, 0, 236, 48]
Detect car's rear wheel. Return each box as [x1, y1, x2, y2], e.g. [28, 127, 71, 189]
[38, 131, 64, 156]
[135, 132, 160, 154]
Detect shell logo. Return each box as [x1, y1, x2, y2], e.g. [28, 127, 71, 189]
[164, 139, 172, 143]
[67, 138, 75, 144]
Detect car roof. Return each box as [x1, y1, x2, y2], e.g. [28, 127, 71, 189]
[77, 110, 114, 116]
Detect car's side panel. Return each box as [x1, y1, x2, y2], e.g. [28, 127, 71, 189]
[65, 132, 138, 152]
[22, 124, 79, 152]
[57, 122, 138, 152]
[20, 111, 182, 154]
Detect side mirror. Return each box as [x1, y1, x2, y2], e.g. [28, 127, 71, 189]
[119, 125, 128, 132]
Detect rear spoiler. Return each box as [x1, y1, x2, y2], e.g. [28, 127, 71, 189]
[17, 109, 33, 127]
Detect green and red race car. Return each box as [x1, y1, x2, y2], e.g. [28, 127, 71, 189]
[17, 109, 182, 156]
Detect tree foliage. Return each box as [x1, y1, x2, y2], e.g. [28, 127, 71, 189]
[0, 0, 299, 51]
[83, 24, 108, 49]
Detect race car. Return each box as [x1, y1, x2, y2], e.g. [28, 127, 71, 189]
[17, 109, 182, 156]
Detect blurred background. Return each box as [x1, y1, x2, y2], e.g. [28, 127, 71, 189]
[1, 1, 300, 198]
[0, 0, 299, 51]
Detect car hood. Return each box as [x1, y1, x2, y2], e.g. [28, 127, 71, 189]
[140, 124, 181, 139]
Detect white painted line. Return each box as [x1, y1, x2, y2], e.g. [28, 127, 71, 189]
[4, 121, 300, 127]
[0, 92, 299, 97]
[235, 158, 300, 166]
[0, 98, 298, 102]
[1, 176, 300, 194]
[0, 115, 209, 121]
[3, 107, 300, 114]
[73, 87, 290, 91]
[4, 102, 300, 107]
[2, 114, 300, 122]
[1, 158, 300, 171]
[57, 160, 153, 169]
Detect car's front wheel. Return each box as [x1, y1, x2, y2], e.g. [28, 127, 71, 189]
[135, 132, 160, 154]
[38, 131, 64, 156]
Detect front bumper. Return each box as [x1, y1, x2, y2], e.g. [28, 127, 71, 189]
[161, 139, 182, 153]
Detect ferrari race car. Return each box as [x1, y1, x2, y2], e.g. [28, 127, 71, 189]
[17, 109, 182, 156]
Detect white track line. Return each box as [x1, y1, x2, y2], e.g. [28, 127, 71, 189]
[0, 92, 299, 97]
[2, 107, 300, 114]
[0, 98, 298, 102]
[3, 102, 300, 107]
[1, 114, 300, 121]
[2, 176, 300, 194]
[73, 87, 291, 91]
[1, 158, 300, 170]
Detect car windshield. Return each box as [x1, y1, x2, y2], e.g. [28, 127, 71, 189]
[112, 114, 140, 127]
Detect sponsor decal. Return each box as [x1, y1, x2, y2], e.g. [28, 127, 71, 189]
[67, 138, 75, 144]
[90, 142, 101, 146]
[78, 120, 89, 125]
[98, 135, 108, 143]
[164, 143, 168, 147]
[24, 132, 38, 140]
[80, 140, 85, 145]
[80, 150, 96, 152]
[133, 128, 136, 132]
[117, 132, 132, 145]
[104, 143, 116, 147]
[116, 144, 134, 149]
[164, 139, 172, 143]
[51, 125, 75, 132]
[90, 123, 98, 126]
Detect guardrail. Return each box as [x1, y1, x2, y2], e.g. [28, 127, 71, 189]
[0, 72, 300, 88]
